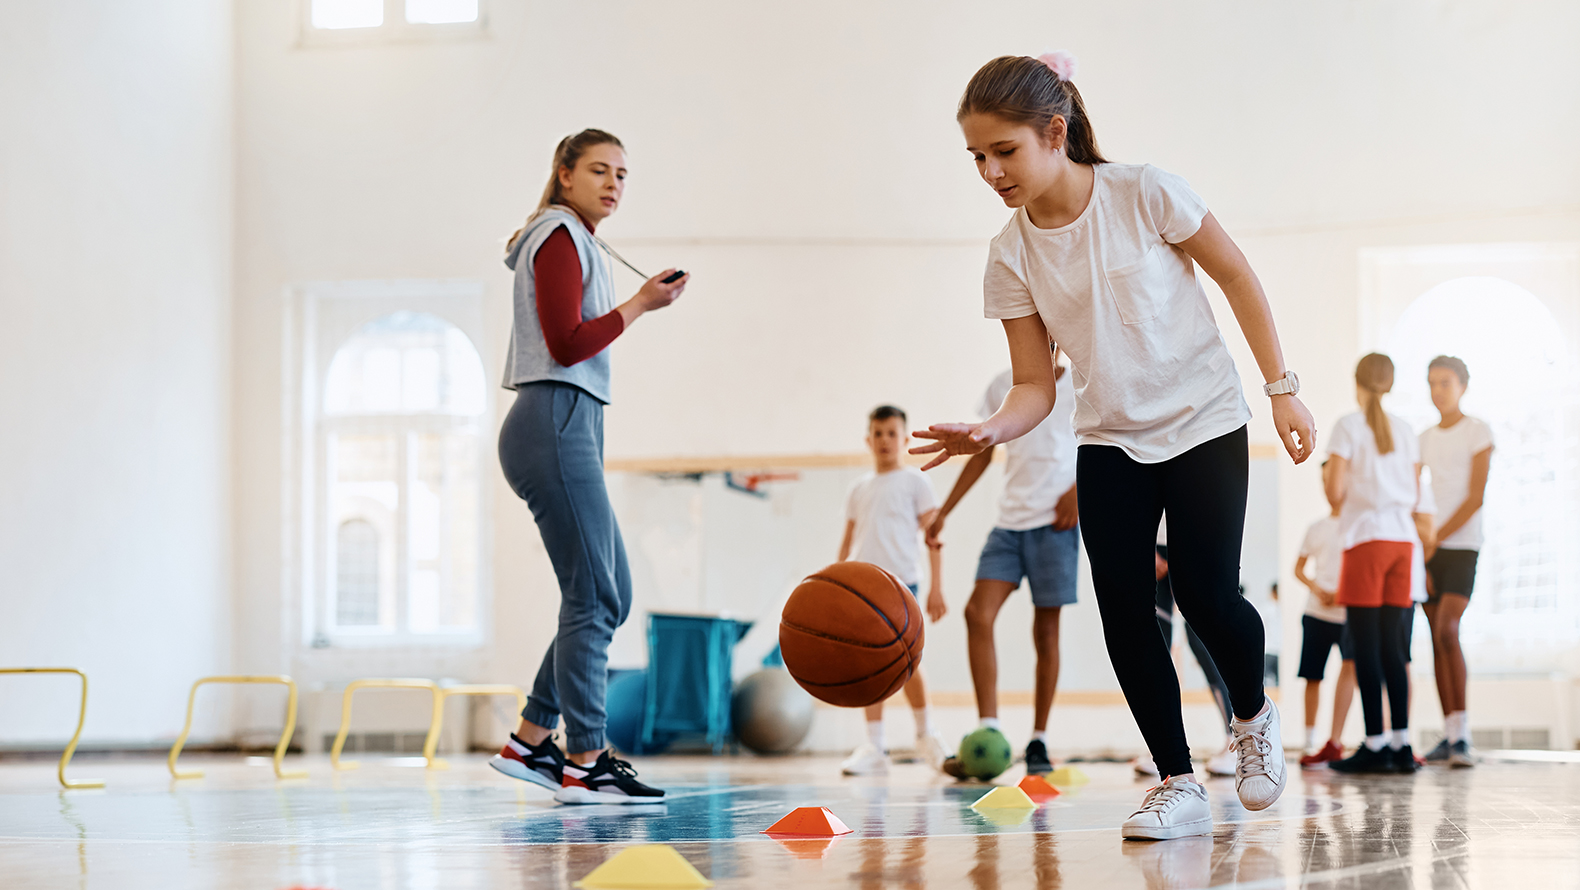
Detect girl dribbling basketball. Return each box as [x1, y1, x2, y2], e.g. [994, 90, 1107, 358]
[913, 51, 1316, 840]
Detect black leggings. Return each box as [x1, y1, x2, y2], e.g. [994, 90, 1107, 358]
[1346, 605, 1410, 737]
[1077, 426, 1264, 778]
[1155, 545, 1233, 735]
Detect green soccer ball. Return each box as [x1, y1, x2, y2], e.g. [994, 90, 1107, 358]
[957, 726, 1013, 780]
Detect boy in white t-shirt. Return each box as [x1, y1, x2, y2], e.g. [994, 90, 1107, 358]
[927, 350, 1079, 778]
[838, 405, 951, 777]
[1418, 355, 1492, 768]
[1294, 460, 1350, 765]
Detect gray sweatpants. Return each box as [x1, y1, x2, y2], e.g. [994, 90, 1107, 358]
[499, 382, 632, 753]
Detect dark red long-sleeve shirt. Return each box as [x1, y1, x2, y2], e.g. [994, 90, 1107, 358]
[535, 225, 624, 366]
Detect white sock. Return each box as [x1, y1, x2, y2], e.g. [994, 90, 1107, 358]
[979, 717, 1002, 732]
[1304, 726, 1318, 751]
[866, 720, 885, 750]
[1364, 734, 1388, 752]
[913, 707, 936, 739]
[1389, 729, 1410, 749]
[1031, 730, 1048, 744]
[1448, 711, 1468, 743]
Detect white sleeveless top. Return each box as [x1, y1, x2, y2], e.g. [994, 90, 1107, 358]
[502, 206, 617, 403]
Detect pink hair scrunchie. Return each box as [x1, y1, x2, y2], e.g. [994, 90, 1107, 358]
[1038, 50, 1078, 82]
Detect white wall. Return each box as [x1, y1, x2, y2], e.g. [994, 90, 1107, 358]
[0, 1, 234, 744]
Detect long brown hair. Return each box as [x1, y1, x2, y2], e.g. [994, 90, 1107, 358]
[1355, 353, 1396, 455]
[957, 56, 1108, 165]
[506, 128, 624, 253]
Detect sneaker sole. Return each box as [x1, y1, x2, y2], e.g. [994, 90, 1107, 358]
[554, 785, 666, 805]
[1448, 755, 1476, 768]
[1122, 817, 1213, 840]
[1237, 773, 1287, 811]
[489, 755, 560, 792]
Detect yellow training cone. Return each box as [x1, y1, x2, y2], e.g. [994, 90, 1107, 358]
[971, 785, 1038, 810]
[1046, 765, 1089, 787]
[574, 844, 713, 889]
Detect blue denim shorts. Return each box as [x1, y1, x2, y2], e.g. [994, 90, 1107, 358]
[975, 525, 1080, 608]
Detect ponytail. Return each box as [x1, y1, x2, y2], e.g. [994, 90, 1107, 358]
[1354, 353, 1396, 455]
[506, 128, 624, 254]
[957, 53, 1109, 165]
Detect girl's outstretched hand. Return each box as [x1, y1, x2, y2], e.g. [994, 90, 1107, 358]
[910, 423, 994, 471]
[1271, 394, 1318, 464]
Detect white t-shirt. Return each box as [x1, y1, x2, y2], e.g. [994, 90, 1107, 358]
[1410, 478, 1437, 604]
[1298, 516, 1345, 623]
[1326, 411, 1420, 550]
[1419, 416, 1494, 550]
[981, 163, 1252, 464]
[846, 467, 939, 587]
[978, 368, 1077, 530]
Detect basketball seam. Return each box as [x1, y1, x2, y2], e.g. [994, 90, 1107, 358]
[802, 572, 912, 646]
[782, 645, 915, 688]
[779, 621, 896, 649]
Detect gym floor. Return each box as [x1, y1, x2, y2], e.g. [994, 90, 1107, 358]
[3, 753, 1576, 889]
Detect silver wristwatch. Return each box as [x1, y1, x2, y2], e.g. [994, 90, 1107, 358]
[1263, 371, 1299, 397]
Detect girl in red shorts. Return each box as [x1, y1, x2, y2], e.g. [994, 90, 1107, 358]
[1326, 354, 1421, 774]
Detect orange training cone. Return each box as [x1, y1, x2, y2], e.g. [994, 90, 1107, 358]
[762, 806, 854, 837]
[1017, 774, 1062, 803]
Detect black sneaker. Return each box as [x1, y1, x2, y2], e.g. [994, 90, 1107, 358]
[1024, 739, 1053, 776]
[1422, 738, 1452, 763]
[1329, 744, 1394, 774]
[1391, 744, 1420, 773]
[555, 750, 666, 805]
[488, 733, 564, 791]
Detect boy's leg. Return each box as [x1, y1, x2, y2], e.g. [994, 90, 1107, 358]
[901, 666, 928, 709]
[1330, 660, 1356, 743]
[963, 579, 1019, 720]
[1347, 607, 1386, 739]
[1432, 594, 1470, 714]
[1032, 607, 1062, 732]
[1379, 606, 1411, 735]
[1304, 680, 1322, 739]
[1076, 444, 1188, 776]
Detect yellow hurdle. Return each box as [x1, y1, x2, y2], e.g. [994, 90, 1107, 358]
[168, 675, 306, 780]
[330, 678, 445, 770]
[0, 668, 104, 789]
[431, 683, 528, 767]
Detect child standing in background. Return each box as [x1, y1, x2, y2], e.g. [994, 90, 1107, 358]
[1419, 355, 1492, 768]
[928, 347, 1080, 778]
[1328, 354, 1421, 775]
[838, 405, 952, 776]
[1295, 460, 1351, 766]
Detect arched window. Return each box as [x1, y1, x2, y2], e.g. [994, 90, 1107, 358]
[1384, 276, 1580, 639]
[320, 311, 487, 641]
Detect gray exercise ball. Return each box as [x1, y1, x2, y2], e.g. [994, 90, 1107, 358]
[731, 668, 815, 755]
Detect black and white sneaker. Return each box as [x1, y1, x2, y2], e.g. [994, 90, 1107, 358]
[555, 751, 666, 805]
[1448, 740, 1477, 768]
[489, 733, 564, 792]
[1024, 739, 1053, 776]
[1422, 738, 1452, 763]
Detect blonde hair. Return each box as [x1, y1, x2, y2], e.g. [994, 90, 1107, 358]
[506, 129, 624, 253]
[1355, 353, 1396, 455]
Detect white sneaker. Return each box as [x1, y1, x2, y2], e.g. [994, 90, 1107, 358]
[840, 742, 890, 776]
[1121, 775, 1213, 840]
[1229, 698, 1287, 811]
[916, 732, 951, 772]
[1132, 755, 1160, 778]
[1205, 741, 1237, 777]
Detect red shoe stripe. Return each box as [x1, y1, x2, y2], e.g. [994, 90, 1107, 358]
[562, 775, 589, 789]
[499, 747, 528, 765]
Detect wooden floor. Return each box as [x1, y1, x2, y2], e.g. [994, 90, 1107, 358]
[2, 752, 1577, 889]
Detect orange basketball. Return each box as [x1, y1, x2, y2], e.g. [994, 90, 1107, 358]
[778, 561, 925, 708]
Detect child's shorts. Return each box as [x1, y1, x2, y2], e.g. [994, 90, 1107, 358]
[1337, 540, 1414, 609]
[1297, 615, 1350, 680]
[975, 525, 1080, 608]
[1426, 548, 1479, 602]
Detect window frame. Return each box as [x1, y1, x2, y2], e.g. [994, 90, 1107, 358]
[285, 280, 493, 651]
[298, 0, 487, 47]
